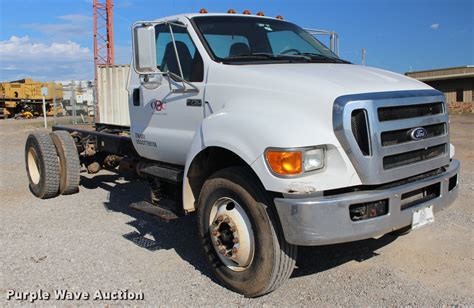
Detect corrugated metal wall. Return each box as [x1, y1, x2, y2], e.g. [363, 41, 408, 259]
[97, 65, 131, 126]
[425, 78, 474, 104]
[407, 66, 474, 80]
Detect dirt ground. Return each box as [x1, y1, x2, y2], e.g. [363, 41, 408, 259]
[0, 115, 473, 306]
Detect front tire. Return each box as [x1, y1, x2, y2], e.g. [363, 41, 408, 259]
[197, 167, 297, 297]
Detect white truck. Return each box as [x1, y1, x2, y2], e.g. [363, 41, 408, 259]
[24, 12, 460, 297]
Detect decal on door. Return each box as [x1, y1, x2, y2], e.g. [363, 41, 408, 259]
[150, 99, 167, 115]
[135, 133, 157, 148]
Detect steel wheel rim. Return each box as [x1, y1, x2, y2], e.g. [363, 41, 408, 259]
[209, 197, 255, 272]
[27, 148, 40, 184]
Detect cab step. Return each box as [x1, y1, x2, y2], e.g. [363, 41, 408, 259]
[129, 200, 182, 221]
[138, 162, 183, 184]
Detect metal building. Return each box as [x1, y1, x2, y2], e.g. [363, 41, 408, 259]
[406, 66, 474, 113]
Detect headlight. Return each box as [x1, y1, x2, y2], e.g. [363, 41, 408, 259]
[265, 146, 325, 176]
[303, 148, 325, 171]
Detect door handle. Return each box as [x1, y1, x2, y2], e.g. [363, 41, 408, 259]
[133, 89, 140, 106]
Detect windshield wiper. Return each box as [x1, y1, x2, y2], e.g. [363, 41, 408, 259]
[222, 53, 311, 63]
[300, 53, 351, 64]
[253, 52, 312, 61]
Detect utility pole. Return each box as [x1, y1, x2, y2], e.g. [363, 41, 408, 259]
[362, 48, 366, 66]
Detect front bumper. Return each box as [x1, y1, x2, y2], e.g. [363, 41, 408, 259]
[274, 159, 460, 246]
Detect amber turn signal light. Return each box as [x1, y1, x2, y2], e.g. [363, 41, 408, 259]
[266, 150, 302, 175]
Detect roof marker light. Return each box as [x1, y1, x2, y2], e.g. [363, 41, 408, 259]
[199, 8, 208, 13]
[227, 9, 236, 14]
[256, 11, 265, 16]
[242, 10, 251, 15]
[276, 15, 284, 20]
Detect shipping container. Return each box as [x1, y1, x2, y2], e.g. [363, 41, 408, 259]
[97, 65, 131, 127]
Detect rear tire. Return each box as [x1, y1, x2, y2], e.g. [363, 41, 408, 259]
[25, 132, 60, 199]
[50, 130, 80, 195]
[197, 167, 297, 297]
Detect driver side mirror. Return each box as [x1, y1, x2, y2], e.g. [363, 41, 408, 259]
[132, 23, 159, 74]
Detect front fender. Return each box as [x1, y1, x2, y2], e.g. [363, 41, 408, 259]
[182, 101, 362, 211]
[182, 112, 263, 211]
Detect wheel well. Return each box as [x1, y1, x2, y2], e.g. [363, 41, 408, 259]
[187, 147, 259, 206]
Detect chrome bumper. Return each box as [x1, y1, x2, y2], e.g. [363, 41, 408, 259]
[274, 159, 460, 246]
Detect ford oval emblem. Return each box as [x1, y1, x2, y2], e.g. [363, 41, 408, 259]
[409, 127, 428, 141]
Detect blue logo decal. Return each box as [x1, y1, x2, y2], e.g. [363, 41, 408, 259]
[409, 127, 428, 141]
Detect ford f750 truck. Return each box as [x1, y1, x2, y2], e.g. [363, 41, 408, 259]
[25, 12, 460, 297]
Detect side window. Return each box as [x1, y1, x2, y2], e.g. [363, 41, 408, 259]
[203, 34, 250, 58]
[267, 30, 316, 54]
[155, 24, 203, 82]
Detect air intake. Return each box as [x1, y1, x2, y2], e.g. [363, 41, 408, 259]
[351, 109, 371, 156]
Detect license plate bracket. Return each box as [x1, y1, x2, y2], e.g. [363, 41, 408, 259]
[411, 205, 434, 230]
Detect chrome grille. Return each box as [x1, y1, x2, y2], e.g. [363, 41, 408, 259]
[381, 123, 446, 146]
[378, 102, 444, 121]
[333, 90, 450, 184]
[383, 143, 446, 170]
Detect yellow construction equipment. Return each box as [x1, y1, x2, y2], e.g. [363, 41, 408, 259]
[0, 78, 63, 118]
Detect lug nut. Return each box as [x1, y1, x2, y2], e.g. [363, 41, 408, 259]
[217, 216, 223, 222]
[229, 227, 236, 232]
[233, 238, 239, 243]
[218, 248, 226, 255]
[211, 230, 219, 236]
[232, 247, 238, 254]
[224, 217, 230, 223]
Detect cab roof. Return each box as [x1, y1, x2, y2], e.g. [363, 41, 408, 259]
[154, 13, 285, 23]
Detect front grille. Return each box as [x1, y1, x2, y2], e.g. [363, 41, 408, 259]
[383, 144, 446, 170]
[378, 102, 443, 122]
[333, 90, 449, 184]
[351, 109, 371, 155]
[381, 123, 446, 146]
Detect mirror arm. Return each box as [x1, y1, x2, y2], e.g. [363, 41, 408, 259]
[166, 21, 187, 28]
[166, 71, 199, 93]
[168, 23, 186, 89]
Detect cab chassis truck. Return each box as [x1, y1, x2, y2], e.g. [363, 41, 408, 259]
[24, 12, 460, 297]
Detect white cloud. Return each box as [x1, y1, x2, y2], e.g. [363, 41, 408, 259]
[0, 36, 93, 81]
[22, 13, 93, 39]
[430, 23, 440, 30]
[58, 14, 93, 22]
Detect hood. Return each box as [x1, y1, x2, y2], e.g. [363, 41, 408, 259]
[207, 63, 431, 99]
[202, 63, 435, 191]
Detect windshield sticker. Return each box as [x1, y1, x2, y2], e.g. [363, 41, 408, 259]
[257, 23, 273, 31]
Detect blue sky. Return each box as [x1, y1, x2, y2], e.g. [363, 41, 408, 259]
[1, 0, 473, 81]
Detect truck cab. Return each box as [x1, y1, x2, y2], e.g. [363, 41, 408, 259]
[26, 11, 459, 298]
[126, 12, 460, 296]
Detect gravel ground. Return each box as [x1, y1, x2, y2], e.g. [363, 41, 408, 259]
[0, 115, 473, 306]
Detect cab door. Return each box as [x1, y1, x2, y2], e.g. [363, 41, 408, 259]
[129, 20, 206, 165]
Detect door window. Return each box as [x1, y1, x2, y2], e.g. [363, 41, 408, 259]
[155, 24, 203, 82]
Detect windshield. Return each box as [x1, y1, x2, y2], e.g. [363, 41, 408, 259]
[192, 16, 348, 64]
